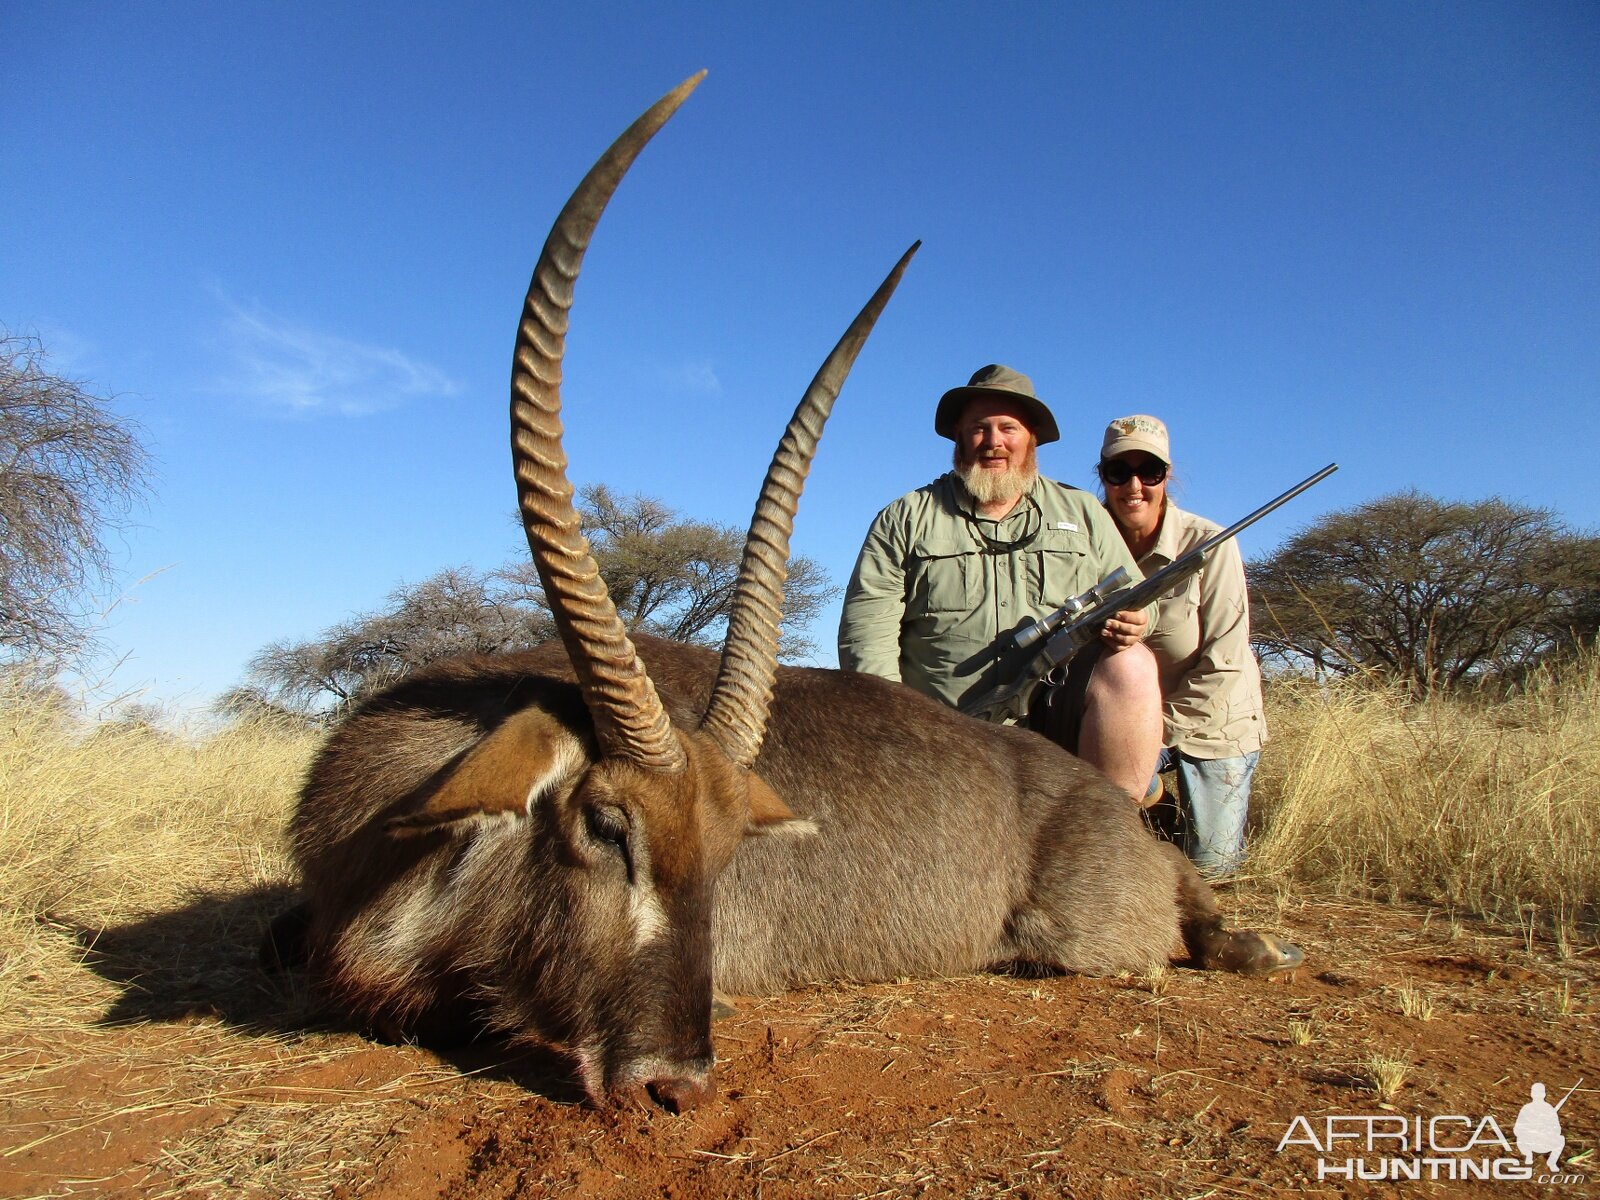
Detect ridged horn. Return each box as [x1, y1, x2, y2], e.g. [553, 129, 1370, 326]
[699, 242, 920, 767]
[510, 73, 705, 772]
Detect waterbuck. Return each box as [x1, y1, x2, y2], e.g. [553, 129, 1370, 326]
[283, 73, 1303, 1114]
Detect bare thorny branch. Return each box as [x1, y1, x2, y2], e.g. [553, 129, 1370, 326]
[0, 331, 152, 663]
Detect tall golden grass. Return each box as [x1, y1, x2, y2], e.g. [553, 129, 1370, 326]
[0, 682, 317, 1023]
[1249, 651, 1600, 949]
[0, 684, 427, 1197]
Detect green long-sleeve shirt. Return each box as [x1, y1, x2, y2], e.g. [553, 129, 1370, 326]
[838, 473, 1146, 712]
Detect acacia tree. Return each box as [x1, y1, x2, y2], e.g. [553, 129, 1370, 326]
[234, 486, 839, 718]
[1248, 491, 1600, 695]
[501, 485, 837, 659]
[228, 567, 553, 720]
[0, 332, 151, 662]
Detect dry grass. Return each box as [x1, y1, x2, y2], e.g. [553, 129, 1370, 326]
[1249, 651, 1600, 948]
[1364, 1053, 1410, 1103]
[1391, 980, 1435, 1022]
[0, 683, 440, 1194]
[0, 681, 317, 1027]
[5, 651, 1598, 983]
[5, 651, 1598, 1026]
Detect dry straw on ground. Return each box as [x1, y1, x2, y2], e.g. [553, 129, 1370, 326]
[0, 682, 405, 1195]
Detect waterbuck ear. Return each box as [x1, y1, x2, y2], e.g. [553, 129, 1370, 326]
[744, 771, 819, 839]
[387, 705, 591, 835]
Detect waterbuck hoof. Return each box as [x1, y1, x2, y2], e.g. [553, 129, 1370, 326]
[1208, 930, 1305, 978]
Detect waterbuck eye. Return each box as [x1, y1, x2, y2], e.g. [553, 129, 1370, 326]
[585, 806, 629, 851]
[583, 805, 635, 881]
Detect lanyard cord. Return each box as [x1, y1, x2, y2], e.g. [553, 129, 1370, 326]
[966, 491, 1042, 554]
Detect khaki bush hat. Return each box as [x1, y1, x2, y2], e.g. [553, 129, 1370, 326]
[935, 364, 1060, 445]
[1100, 414, 1170, 463]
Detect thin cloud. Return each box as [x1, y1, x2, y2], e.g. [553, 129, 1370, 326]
[659, 359, 722, 397]
[219, 299, 460, 416]
[13, 322, 98, 376]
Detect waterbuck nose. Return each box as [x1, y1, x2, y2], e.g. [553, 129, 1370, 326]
[644, 1073, 713, 1114]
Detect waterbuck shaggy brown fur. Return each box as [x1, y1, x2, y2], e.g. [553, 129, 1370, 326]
[284, 73, 1304, 1114]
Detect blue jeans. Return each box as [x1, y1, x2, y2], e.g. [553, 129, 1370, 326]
[1154, 747, 1259, 878]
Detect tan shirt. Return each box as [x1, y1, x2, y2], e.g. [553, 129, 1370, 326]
[1136, 502, 1267, 758]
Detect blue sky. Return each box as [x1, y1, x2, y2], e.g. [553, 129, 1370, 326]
[5, 3, 1598, 712]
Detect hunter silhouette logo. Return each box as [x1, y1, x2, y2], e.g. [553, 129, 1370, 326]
[1516, 1079, 1581, 1173]
[1275, 1076, 1587, 1184]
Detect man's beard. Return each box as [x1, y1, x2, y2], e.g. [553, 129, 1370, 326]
[954, 443, 1038, 506]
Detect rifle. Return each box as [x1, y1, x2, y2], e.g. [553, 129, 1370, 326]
[1551, 1077, 1583, 1113]
[960, 463, 1338, 725]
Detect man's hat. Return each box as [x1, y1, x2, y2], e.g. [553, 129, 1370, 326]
[934, 364, 1060, 445]
[1100, 414, 1170, 464]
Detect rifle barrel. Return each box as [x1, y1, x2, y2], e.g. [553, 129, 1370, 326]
[1192, 462, 1338, 560]
[1552, 1076, 1583, 1111]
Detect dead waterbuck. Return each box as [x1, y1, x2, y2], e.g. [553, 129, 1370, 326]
[283, 72, 1303, 1114]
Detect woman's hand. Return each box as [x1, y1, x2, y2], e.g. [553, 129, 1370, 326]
[1099, 608, 1147, 652]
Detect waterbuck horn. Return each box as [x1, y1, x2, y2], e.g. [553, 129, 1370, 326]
[510, 72, 705, 772]
[699, 242, 920, 767]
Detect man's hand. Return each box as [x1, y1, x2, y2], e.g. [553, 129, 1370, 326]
[1099, 608, 1147, 652]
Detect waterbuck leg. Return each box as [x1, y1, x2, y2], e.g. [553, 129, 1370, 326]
[1167, 846, 1305, 977]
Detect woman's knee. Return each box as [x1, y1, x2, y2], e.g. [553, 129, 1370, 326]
[1086, 641, 1158, 703]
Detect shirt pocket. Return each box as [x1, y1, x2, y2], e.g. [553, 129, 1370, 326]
[1161, 570, 1201, 609]
[907, 532, 981, 614]
[1150, 571, 1199, 644]
[1030, 526, 1092, 608]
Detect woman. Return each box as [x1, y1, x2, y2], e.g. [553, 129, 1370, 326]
[1097, 415, 1266, 876]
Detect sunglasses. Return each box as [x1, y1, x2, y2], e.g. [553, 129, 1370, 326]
[1098, 459, 1168, 487]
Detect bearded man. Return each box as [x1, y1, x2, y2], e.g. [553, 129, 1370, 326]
[838, 364, 1162, 804]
